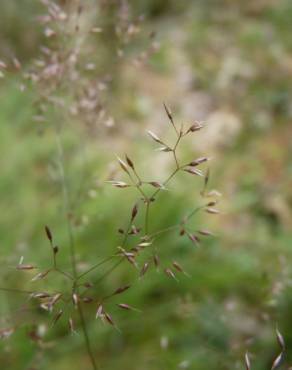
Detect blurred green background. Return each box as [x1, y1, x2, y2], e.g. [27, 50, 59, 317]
[0, 1, 292, 369]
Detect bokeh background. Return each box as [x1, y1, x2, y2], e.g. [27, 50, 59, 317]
[0, 1, 292, 369]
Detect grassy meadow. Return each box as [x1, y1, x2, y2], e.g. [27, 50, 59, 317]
[0, 1, 292, 369]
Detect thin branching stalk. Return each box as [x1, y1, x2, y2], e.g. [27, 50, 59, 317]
[56, 129, 98, 370]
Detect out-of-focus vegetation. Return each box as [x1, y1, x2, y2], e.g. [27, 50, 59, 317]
[0, 1, 292, 369]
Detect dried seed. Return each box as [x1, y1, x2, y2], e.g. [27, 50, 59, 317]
[140, 262, 150, 277]
[271, 352, 283, 370]
[31, 270, 50, 281]
[117, 303, 140, 312]
[45, 225, 53, 243]
[113, 285, 130, 295]
[117, 157, 130, 174]
[147, 130, 163, 144]
[17, 264, 35, 270]
[125, 155, 135, 169]
[187, 233, 200, 244]
[72, 293, 79, 306]
[187, 121, 204, 133]
[245, 352, 251, 370]
[198, 229, 213, 236]
[31, 292, 51, 299]
[172, 261, 183, 273]
[137, 241, 152, 247]
[117, 303, 131, 310]
[131, 203, 138, 221]
[68, 317, 75, 334]
[157, 146, 172, 152]
[52, 309, 63, 326]
[276, 328, 285, 350]
[107, 181, 131, 188]
[164, 268, 178, 281]
[148, 181, 165, 189]
[51, 293, 62, 305]
[179, 229, 185, 236]
[205, 208, 220, 214]
[96, 304, 104, 319]
[82, 297, 93, 303]
[104, 312, 115, 326]
[163, 102, 173, 124]
[183, 168, 203, 176]
[153, 254, 160, 267]
[204, 168, 210, 188]
[189, 157, 209, 166]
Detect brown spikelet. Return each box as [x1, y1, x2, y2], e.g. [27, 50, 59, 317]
[198, 229, 213, 236]
[172, 261, 183, 273]
[52, 309, 63, 326]
[131, 203, 138, 221]
[163, 102, 173, 123]
[51, 293, 62, 306]
[148, 181, 165, 189]
[117, 303, 131, 310]
[31, 292, 51, 299]
[140, 262, 150, 277]
[113, 285, 130, 295]
[117, 156, 130, 174]
[187, 121, 204, 133]
[183, 168, 203, 177]
[125, 155, 135, 169]
[189, 157, 209, 166]
[117, 303, 140, 312]
[204, 168, 210, 189]
[179, 229, 185, 236]
[153, 254, 160, 267]
[31, 270, 50, 281]
[45, 225, 53, 243]
[17, 264, 36, 270]
[104, 312, 115, 326]
[164, 268, 178, 281]
[187, 232, 200, 244]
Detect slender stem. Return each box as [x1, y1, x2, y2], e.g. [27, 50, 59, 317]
[56, 129, 98, 370]
[56, 132, 77, 279]
[77, 256, 115, 281]
[54, 268, 74, 281]
[77, 300, 98, 370]
[0, 287, 34, 294]
[145, 201, 150, 235]
[185, 205, 205, 222]
[95, 259, 123, 286]
[148, 224, 180, 238]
